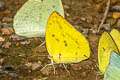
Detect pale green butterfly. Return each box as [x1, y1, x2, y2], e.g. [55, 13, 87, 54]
[104, 51, 120, 80]
[13, 0, 64, 37]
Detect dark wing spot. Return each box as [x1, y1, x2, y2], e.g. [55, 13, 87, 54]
[56, 38, 59, 42]
[83, 55, 88, 58]
[49, 22, 52, 25]
[75, 40, 79, 44]
[62, 33, 65, 37]
[103, 48, 105, 51]
[52, 5, 55, 8]
[52, 34, 55, 37]
[64, 40, 68, 46]
[59, 53, 62, 60]
[58, 22, 62, 29]
[77, 47, 79, 48]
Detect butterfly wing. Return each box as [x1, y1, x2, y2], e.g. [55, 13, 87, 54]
[104, 51, 120, 80]
[45, 12, 90, 63]
[14, 0, 64, 37]
[98, 32, 119, 74]
[110, 29, 120, 53]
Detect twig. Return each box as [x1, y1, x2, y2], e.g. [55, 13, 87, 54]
[39, 41, 45, 47]
[97, 0, 110, 33]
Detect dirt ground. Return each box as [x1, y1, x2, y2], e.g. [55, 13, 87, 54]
[0, 0, 120, 80]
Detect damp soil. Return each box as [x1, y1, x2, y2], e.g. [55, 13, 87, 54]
[0, 0, 120, 80]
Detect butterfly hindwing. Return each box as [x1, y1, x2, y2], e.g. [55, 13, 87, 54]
[98, 32, 119, 74]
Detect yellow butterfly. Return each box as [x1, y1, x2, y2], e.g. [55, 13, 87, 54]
[98, 29, 120, 74]
[45, 11, 90, 64]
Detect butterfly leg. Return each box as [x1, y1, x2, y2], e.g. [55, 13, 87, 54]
[39, 41, 45, 47]
[40, 63, 52, 71]
[40, 60, 56, 74]
[62, 64, 70, 73]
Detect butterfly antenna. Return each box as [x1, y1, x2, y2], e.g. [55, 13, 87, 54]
[62, 64, 70, 73]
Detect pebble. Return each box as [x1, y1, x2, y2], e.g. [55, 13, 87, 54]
[20, 40, 30, 45]
[82, 28, 89, 35]
[0, 2, 5, 10]
[112, 5, 120, 11]
[31, 62, 41, 71]
[3, 23, 13, 28]
[1, 27, 14, 35]
[25, 62, 42, 71]
[0, 65, 17, 77]
[111, 0, 118, 4]
[64, 5, 70, 9]
[106, 18, 116, 25]
[117, 19, 120, 27]
[102, 24, 111, 31]
[25, 62, 32, 69]
[0, 21, 3, 28]
[0, 37, 5, 41]
[0, 58, 4, 65]
[0, 41, 3, 46]
[1, 65, 15, 72]
[10, 34, 28, 41]
[2, 17, 13, 23]
[2, 42, 11, 48]
[0, 49, 3, 54]
[80, 17, 86, 21]
[81, 72, 87, 77]
[112, 12, 120, 19]
[70, 64, 82, 71]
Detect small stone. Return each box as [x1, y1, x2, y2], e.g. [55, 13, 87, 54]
[0, 58, 4, 65]
[80, 17, 86, 21]
[0, 21, 3, 28]
[0, 49, 3, 54]
[112, 5, 120, 11]
[65, 12, 70, 17]
[1, 27, 14, 35]
[86, 16, 93, 24]
[102, 24, 111, 30]
[2, 17, 13, 23]
[111, 0, 118, 4]
[0, 37, 5, 41]
[10, 34, 28, 41]
[70, 64, 82, 71]
[0, 42, 3, 46]
[89, 28, 97, 34]
[117, 19, 120, 27]
[0, 2, 5, 10]
[41, 66, 52, 76]
[106, 18, 116, 25]
[3, 10, 11, 15]
[81, 72, 87, 77]
[82, 29, 89, 34]
[1, 65, 15, 72]
[20, 40, 30, 45]
[32, 62, 41, 71]
[64, 5, 70, 9]
[3, 23, 13, 28]
[112, 12, 120, 19]
[25, 62, 32, 69]
[2, 42, 11, 48]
